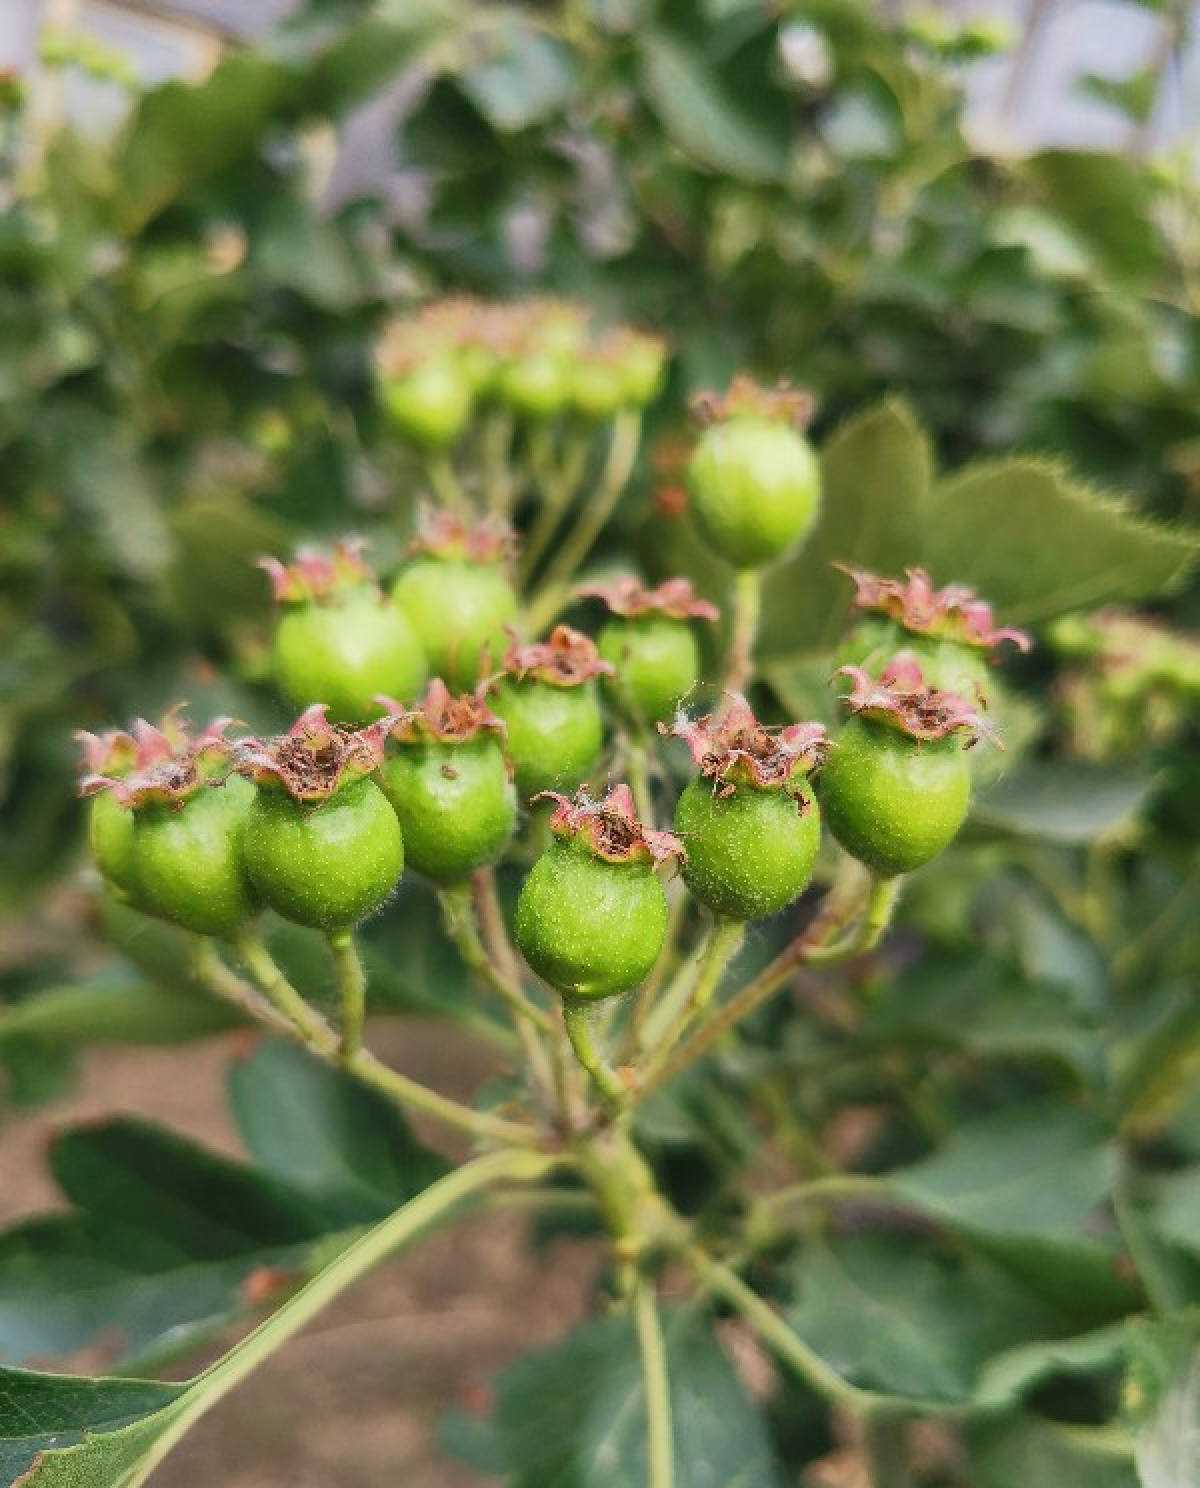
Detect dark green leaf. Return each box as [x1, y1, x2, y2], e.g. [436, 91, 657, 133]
[973, 762, 1157, 843]
[1027, 151, 1164, 288]
[228, 1040, 447, 1224]
[967, 1414, 1137, 1488]
[924, 458, 1198, 623]
[466, 1310, 784, 1486]
[0, 977, 242, 1049]
[637, 32, 789, 182]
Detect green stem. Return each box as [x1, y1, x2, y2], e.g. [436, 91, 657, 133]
[634, 1275, 675, 1488]
[683, 1245, 870, 1410]
[228, 929, 533, 1146]
[724, 568, 762, 694]
[482, 408, 516, 516]
[126, 1149, 556, 1487]
[519, 429, 591, 584]
[639, 916, 744, 1087]
[625, 732, 656, 826]
[231, 928, 328, 1044]
[187, 937, 289, 1032]
[525, 408, 642, 631]
[562, 997, 629, 1110]
[426, 450, 469, 514]
[328, 928, 366, 1060]
[635, 874, 901, 1102]
[439, 883, 557, 1036]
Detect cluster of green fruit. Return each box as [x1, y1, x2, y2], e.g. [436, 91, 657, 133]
[78, 328, 1031, 1034]
[375, 296, 668, 448]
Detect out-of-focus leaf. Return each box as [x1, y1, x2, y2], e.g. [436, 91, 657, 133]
[924, 458, 1197, 623]
[786, 1232, 1102, 1406]
[1125, 1313, 1200, 1488]
[759, 398, 932, 655]
[0, 976, 242, 1048]
[818, 73, 903, 160]
[228, 1040, 447, 1225]
[116, 53, 296, 231]
[972, 762, 1157, 843]
[1027, 151, 1164, 288]
[967, 1414, 1137, 1488]
[452, 1309, 785, 1486]
[457, 12, 579, 132]
[638, 32, 789, 182]
[863, 950, 1105, 1084]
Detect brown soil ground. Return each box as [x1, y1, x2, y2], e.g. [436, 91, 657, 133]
[0, 1021, 602, 1487]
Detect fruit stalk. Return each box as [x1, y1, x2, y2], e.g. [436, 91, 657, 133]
[724, 568, 762, 693]
[525, 408, 642, 631]
[562, 998, 628, 1110]
[634, 1275, 675, 1488]
[328, 928, 367, 1059]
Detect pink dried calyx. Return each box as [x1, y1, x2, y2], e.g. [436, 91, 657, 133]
[79, 712, 236, 809]
[377, 679, 507, 746]
[497, 625, 614, 689]
[258, 538, 376, 606]
[579, 575, 719, 623]
[838, 564, 1031, 656]
[664, 695, 828, 797]
[407, 506, 516, 566]
[536, 784, 685, 868]
[235, 704, 395, 802]
[837, 655, 999, 749]
[690, 374, 814, 429]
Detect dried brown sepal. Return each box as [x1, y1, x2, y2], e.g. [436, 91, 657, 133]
[79, 714, 236, 809]
[836, 655, 998, 748]
[377, 679, 507, 747]
[837, 564, 1031, 656]
[535, 784, 685, 867]
[258, 538, 375, 606]
[407, 506, 516, 566]
[579, 575, 719, 623]
[497, 625, 614, 689]
[234, 704, 396, 802]
[690, 374, 815, 429]
[664, 695, 828, 797]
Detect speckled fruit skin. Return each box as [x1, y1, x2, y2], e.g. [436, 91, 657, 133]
[598, 615, 700, 725]
[488, 679, 605, 797]
[131, 777, 258, 936]
[515, 839, 668, 999]
[392, 560, 518, 693]
[241, 777, 404, 930]
[686, 416, 820, 568]
[89, 791, 137, 892]
[378, 736, 516, 883]
[497, 354, 570, 420]
[674, 778, 821, 920]
[839, 618, 992, 704]
[572, 361, 626, 421]
[820, 716, 970, 878]
[273, 590, 427, 722]
[381, 358, 471, 448]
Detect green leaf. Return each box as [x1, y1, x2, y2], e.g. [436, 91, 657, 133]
[0, 977, 242, 1049]
[1027, 151, 1164, 288]
[227, 1040, 447, 1225]
[967, 1414, 1137, 1488]
[0, 1152, 527, 1486]
[116, 53, 296, 232]
[456, 12, 579, 131]
[863, 951, 1105, 1085]
[759, 397, 932, 655]
[923, 458, 1198, 623]
[637, 32, 789, 183]
[972, 762, 1157, 843]
[786, 1232, 1089, 1405]
[1125, 1312, 1200, 1488]
[890, 1103, 1115, 1239]
[457, 1309, 784, 1486]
